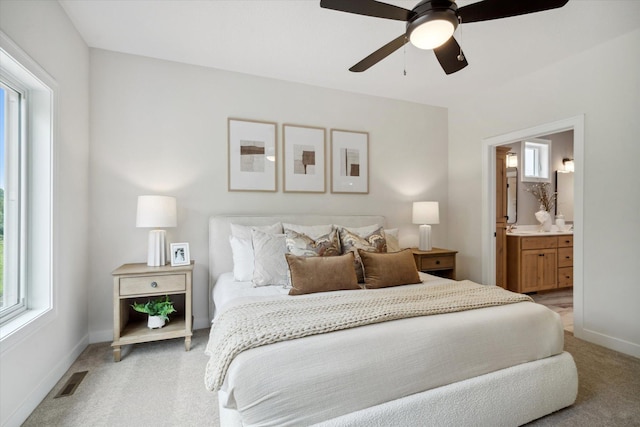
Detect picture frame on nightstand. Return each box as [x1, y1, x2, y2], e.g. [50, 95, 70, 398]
[170, 242, 190, 266]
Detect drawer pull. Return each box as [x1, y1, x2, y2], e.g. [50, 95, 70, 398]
[435, 260, 440, 265]
[150, 281, 158, 288]
[565, 256, 571, 259]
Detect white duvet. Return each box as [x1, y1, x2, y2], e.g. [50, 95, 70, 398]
[210, 273, 564, 427]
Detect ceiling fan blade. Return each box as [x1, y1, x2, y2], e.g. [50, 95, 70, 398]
[433, 37, 468, 75]
[349, 34, 408, 72]
[320, 0, 412, 21]
[458, 0, 569, 24]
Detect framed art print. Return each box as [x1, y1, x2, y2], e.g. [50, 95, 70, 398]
[283, 124, 326, 193]
[330, 129, 369, 194]
[228, 118, 277, 191]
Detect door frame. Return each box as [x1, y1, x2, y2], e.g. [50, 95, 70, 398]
[481, 115, 584, 334]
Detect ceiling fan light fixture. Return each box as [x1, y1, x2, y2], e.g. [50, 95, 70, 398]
[407, 4, 458, 50]
[409, 18, 456, 49]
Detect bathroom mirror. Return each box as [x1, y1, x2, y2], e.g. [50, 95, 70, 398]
[521, 138, 552, 182]
[506, 169, 517, 223]
[556, 171, 574, 221]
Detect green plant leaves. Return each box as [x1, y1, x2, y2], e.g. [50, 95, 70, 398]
[131, 295, 177, 322]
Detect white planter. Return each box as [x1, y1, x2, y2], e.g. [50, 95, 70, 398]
[147, 315, 166, 329]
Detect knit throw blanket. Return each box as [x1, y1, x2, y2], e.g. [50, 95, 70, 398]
[204, 280, 532, 391]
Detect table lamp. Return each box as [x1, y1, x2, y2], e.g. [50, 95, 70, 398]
[412, 201, 439, 251]
[136, 195, 177, 266]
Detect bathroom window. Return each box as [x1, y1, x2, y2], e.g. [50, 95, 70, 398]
[521, 138, 551, 182]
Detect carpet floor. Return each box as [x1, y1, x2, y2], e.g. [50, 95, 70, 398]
[24, 328, 640, 426]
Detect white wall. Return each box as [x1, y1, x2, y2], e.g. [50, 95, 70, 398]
[0, 1, 90, 426]
[448, 27, 640, 356]
[88, 49, 450, 341]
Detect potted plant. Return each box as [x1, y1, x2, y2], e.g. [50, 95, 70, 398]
[131, 295, 177, 329]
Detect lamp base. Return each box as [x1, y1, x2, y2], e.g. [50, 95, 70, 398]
[147, 229, 167, 266]
[418, 224, 432, 251]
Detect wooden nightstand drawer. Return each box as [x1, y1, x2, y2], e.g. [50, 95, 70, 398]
[557, 247, 573, 268]
[411, 248, 457, 280]
[418, 255, 454, 270]
[558, 267, 573, 287]
[120, 274, 186, 296]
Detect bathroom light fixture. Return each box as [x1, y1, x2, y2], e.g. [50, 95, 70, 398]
[412, 201, 440, 251]
[506, 152, 518, 168]
[563, 158, 574, 172]
[136, 195, 177, 266]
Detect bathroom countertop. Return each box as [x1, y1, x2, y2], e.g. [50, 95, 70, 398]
[506, 225, 573, 236]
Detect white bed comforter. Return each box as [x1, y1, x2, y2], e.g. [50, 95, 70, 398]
[207, 275, 564, 427]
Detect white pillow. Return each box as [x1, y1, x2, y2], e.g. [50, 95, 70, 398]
[384, 228, 401, 252]
[230, 222, 282, 240]
[229, 236, 254, 282]
[282, 223, 334, 240]
[251, 229, 288, 287]
[229, 222, 282, 281]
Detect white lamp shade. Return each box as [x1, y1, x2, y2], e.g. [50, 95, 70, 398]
[412, 201, 440, 225]
[136, 195, 177, 228]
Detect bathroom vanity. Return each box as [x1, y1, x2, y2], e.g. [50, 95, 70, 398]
[506, 232, 573, 293]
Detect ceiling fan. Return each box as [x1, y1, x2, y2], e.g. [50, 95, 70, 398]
[320, 0, 569, 74]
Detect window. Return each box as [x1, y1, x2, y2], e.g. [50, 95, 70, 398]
[521, 138, 551, 182]
[1, 81, 25, 322]
[0, 32, 54, 338]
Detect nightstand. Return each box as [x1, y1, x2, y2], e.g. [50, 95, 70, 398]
[111, 261, 194, 362]
[411, 248, 457, 280]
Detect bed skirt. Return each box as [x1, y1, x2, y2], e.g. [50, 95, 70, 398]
[218, 352, 578, 427]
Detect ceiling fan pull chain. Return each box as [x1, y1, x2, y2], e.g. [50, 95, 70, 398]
[403, 39, 407, 76]
[457, 16, 465, 62]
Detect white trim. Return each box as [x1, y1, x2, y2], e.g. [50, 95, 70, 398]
[481, 115, 584, 336]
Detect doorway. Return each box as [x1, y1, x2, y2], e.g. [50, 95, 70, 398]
[481, 115, 584, 334]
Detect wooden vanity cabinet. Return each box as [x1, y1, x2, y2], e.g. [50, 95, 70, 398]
[507, 234, 573, 293]
[557, 235, 574, 288]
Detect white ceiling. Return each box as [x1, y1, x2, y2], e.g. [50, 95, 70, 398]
[59, 0, 640, 108]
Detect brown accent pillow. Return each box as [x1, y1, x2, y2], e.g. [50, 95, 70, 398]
[358, 249, 421, 289]
[285, 253, 360, 296]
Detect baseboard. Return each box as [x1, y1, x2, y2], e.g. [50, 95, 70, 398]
[575, 327, 640, 358]
[3, 333, 89, 427]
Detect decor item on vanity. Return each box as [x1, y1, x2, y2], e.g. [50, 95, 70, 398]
[525, 182, 557, 212]
[555, 213, 565, 230]
[526, 182, 556, 232]
[131, 295, 177, 329]
[413, 201, 439, 251]
[136, 195, 177, 266]
[170, 242, 190, 267]
[330, 129, 369, 194]
[283, 124, 326, 193]
[228, 118, 277, 192]
[535, 207, 553, 232]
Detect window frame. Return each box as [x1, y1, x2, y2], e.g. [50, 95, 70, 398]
[0, 30, 57, 346]
[1, 80, 28, 323]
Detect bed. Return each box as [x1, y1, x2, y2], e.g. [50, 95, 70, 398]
[206, 214, 578, 427]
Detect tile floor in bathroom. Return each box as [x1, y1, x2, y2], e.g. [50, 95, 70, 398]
[530, 288, 574, 332]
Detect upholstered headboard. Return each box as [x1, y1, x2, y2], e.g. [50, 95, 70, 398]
[208, 214, 386, 320]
